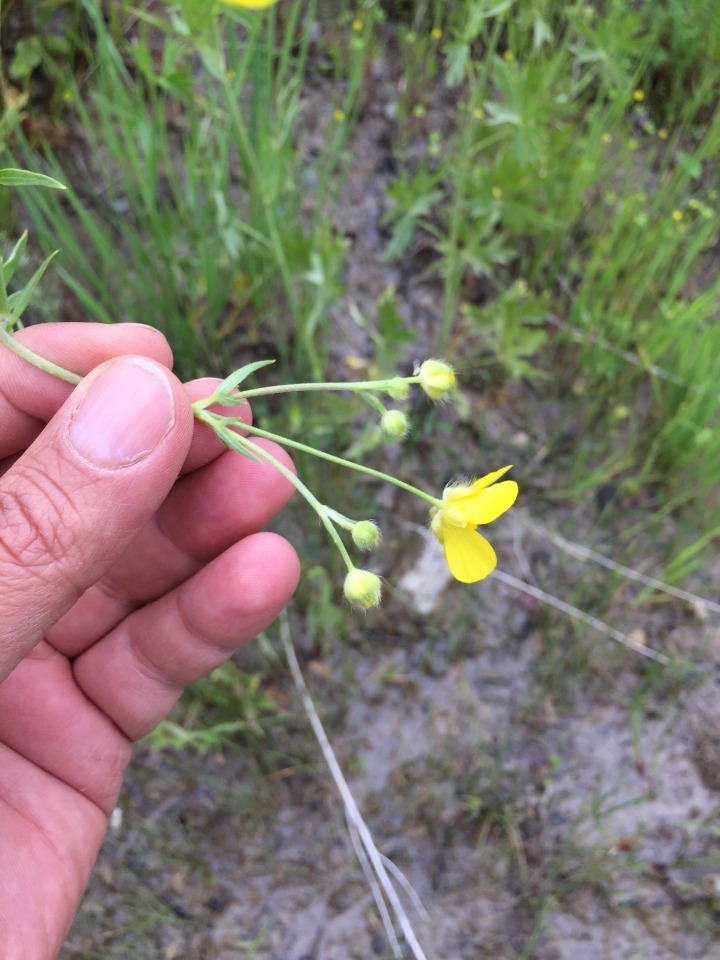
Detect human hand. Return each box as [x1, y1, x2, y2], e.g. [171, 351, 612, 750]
[0, 323, 299, 959]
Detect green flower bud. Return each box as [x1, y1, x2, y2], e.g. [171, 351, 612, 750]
[386, 377, 410, 401]
[381, 409, 408, 438]
[343, 569, 382, 609]
[417, 359, 456, 400]
[352, 520, 382, 550]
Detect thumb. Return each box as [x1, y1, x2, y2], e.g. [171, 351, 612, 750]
[0, 356, 193, 681]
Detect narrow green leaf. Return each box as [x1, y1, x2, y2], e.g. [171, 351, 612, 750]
[6, 251, 58, 324]
[216, 427, 263, 464]
[0, 168, 66, 190]
[217, 359, 275, 395]
[3, 230, 29, 285]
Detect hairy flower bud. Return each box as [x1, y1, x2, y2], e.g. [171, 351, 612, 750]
[386, 377, 410, 401]
[343, 569, 382, 609]
[381, 409, 408, 438]
[352, 520, 382, 550]
[417, 359, 456, 400]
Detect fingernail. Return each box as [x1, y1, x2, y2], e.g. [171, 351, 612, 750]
[122, 322, 164, 334]
[69, 358, 175, 468]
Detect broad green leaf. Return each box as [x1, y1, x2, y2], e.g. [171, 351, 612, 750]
[8, 36, 43, 80]
[0, 168, 66, 190]
[445, 42, 469, 87]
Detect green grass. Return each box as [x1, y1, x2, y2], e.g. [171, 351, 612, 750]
[7, 0, 377, 377]
[379, 0, 720, 527]
[7, 0, 720, 541]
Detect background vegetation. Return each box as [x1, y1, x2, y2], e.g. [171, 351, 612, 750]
[1, 0, 719, 956]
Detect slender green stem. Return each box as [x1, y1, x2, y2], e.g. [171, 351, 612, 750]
[204, 423, 357, 572]
[360, 390, 388, 416]
[211, 416, 440, 508]
[0, 325, 81, 384]
[236, 376, 417, 402]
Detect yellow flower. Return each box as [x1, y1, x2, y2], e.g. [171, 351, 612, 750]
[632, 88, 645, 102]
[222, 0, 278, 7]
[431, 27, 442, 40]
[430, 466, 518, 583]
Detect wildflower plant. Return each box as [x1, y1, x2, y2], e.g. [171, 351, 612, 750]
[190, 357, 517, 604]
[0, 189, 518, 608]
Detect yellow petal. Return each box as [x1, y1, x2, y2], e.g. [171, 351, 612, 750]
[470, 464, 513, 493]
[442, 525, 497, 583]
[443, 465, 512, 506]
[460, 480, 518, 525]
[221, 0, 279, 8]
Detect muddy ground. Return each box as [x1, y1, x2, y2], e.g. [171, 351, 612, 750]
[36, 22, 720, 960]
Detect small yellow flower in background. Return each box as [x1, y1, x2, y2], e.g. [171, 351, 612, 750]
[671, 209, 683, 222]
[222, 0, 279, 7]
[473, 107, 485, 120]
[601, 132, 612, 144]
[688, 198, 700, 211]
[431, 27, 442, 40]
[503, 50, 514, 62]
[417, 359, 455, 399]
[658, 127, 669, 139]
[492, 185, 503, 200]
[344, 355, 366, 371]
[430, 466, 518, 583]
[632, 89, 645, 102]
[352, 18, 364, 32]
[344, 569, 382, 609]
[334, 108, 346, 122]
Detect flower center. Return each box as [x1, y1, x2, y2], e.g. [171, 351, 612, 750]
[441, 505, 468, 528]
